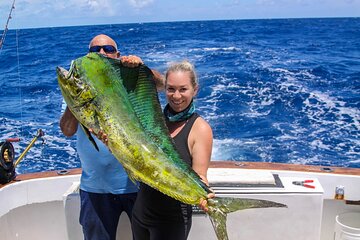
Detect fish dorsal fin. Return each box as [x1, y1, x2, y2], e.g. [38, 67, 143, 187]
[114, 61, 189, 166]
[106, 56, 201, 182]
[123, 65, 170, 145]
[103, 56, 164, 142]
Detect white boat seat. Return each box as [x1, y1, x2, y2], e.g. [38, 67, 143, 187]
[207, 168, 282, 188]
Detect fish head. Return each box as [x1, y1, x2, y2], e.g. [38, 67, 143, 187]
[57, 53, 119, 132]
[57, 53, 117, 109]
[57, 58, 96, 109]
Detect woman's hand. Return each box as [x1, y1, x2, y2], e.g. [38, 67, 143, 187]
[199, 192, 215, 212]
[197, 176, 215, 212]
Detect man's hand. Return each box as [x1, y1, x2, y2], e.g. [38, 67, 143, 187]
[121, 55, 143, 68]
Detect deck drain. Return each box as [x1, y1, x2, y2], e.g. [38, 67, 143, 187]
[57, 170, 70, 175]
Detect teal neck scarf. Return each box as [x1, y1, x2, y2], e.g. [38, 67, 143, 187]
[164, 100, 195, 122]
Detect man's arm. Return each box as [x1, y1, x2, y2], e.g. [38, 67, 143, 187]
[60, 107, 78, 137]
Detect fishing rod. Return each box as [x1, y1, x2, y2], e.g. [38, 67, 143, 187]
[0, 129, 45, 184]
[0, 0, 16, 50]
[14, 129, 45, 167]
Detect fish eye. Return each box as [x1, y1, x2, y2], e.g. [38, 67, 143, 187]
[73, 72, 80, 79]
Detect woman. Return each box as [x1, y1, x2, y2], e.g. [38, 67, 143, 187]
[132, 60, 213, 240]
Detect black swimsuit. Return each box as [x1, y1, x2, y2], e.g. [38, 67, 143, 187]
[132, 113, 199, 240]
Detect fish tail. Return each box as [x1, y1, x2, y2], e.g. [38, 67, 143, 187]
[207, 205, 229, 240]
[207, 197, 287, 240]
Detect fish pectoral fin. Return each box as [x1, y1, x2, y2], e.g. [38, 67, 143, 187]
[80, 124, 99, 151]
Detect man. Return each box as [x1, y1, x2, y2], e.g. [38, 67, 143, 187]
[60, 34, 163, 240]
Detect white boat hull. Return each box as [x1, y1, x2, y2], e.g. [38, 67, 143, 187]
[1, 162, 359, 240]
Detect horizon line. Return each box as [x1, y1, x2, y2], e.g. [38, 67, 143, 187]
[2, 16, 359, 31]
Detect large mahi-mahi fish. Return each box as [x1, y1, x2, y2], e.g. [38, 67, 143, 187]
[57, 53, 286, 240]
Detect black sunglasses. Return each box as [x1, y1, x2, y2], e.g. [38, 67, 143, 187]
[89, 45, 117, 54]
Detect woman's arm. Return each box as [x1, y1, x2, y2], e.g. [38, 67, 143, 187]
[190, 117, 213, 183]
[189, 117, 214, 211]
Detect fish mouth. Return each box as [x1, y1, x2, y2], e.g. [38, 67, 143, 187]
[57, 59, 77, 80]
[56, 66, 69, 79]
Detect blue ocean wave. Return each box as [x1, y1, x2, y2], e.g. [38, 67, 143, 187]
[0, 18, 359, 173]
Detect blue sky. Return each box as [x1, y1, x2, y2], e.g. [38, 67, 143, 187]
[1, 0, 360, 29]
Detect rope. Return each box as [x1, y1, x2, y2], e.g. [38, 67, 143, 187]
[16, 27, 23, 135]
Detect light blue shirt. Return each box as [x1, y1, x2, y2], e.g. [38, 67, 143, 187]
[76, 125, 138, 194]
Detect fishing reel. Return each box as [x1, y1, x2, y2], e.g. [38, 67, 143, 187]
[0, 129, 45, 184]
[0, 139, 17, 184]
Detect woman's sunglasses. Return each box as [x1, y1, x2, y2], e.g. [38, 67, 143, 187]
[89, 45, 117, 54]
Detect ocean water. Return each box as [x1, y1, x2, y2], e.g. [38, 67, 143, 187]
[0, 18, 359, 173]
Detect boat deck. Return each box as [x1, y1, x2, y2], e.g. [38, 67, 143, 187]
[1, 161, 359, 240]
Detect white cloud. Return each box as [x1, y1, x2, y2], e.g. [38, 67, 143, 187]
[2, 0, 359, 29]
[256, 0, 277, 5]
[15, 0, 119, 20]
[84, 0, 115, 14]
[128, 0, 154, 8]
